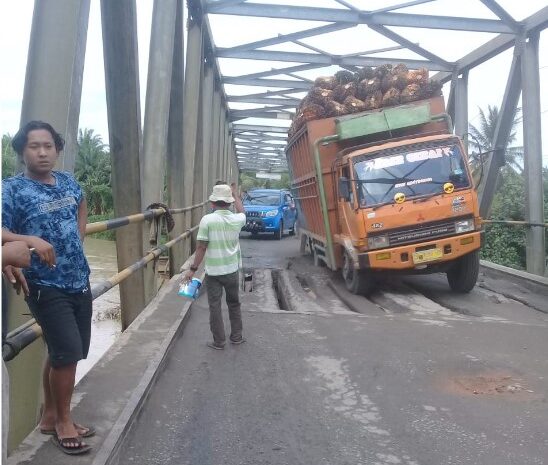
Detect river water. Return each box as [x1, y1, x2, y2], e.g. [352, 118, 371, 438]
[76, 238, 122, 383]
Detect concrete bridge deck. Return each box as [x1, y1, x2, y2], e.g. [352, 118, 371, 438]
[8, 235, 548, 465]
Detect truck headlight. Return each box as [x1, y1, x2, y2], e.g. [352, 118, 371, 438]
[455, 218, 474, 234]
[265, 209, 278, 217]
[368, 235, 389, 250]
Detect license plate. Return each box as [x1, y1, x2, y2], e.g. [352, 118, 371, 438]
[412, 248, 443, 264]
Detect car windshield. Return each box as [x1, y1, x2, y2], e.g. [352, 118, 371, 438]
[243, 193, 281, 206]
[353, 141, 470, 208]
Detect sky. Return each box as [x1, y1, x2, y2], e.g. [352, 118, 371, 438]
[0, 0, 547, 166]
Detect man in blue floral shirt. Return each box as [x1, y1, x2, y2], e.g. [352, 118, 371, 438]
[2, 121, 93, 455]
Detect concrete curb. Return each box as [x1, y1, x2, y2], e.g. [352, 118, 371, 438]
[93, 274, 200, 465]
[480, 260, 548, 287]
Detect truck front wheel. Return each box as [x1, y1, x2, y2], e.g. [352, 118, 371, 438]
[342, 251, 375, 296]
[446, 250, 480, 293]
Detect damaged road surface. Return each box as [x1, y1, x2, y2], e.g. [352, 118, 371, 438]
[119, 235, 548, 465]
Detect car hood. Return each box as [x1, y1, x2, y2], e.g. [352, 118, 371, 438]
[244, 205, 280, 213]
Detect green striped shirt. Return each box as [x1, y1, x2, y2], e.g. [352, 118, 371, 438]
[197, 210, 246, 276]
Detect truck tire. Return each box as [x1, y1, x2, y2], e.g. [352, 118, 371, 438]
[342, 251, 375, 296]
[274, 221, 283, 240]
[447, 250, 480, 293]
[289, 223, 296, 236]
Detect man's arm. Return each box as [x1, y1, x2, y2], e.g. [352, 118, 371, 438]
[2, 241, 31, 296]
[2, 241, 31, 268]
[182, 240, 208, 282]
[231, 183, 244, 214]
[78, 198, 88, 242]
[1, 228, 55, 266]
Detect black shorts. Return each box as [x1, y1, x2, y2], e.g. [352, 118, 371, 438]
[25, 284, 92, 368]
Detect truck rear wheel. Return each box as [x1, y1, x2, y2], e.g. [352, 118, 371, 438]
[342, 251, 375, 296]
[447, 250, 480, 293]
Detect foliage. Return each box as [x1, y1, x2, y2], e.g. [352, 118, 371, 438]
[480, 168, 527, 269]
[87, 214, 116, 241]
[2, 134, 17, 179]
[75, 129, 113, 216]
[468, 105, 523, 174]
[239, 171, 291, 192]
[470, 107, 547, 270]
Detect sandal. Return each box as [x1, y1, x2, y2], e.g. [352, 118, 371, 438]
[51, 435, 91, 455]
[41, 423, 96, 438]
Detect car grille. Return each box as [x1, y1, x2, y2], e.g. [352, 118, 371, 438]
[246, 211, 262, 218]
[379, 216, 472, 247]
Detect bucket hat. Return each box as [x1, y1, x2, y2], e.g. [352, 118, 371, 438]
[209, 184, 235, 203]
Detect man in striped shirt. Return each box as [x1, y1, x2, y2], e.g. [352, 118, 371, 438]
[183, 183, 246, 349]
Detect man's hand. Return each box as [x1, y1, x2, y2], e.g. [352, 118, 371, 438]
[26, 236, 56, 267]
[2, 265, 29, 296]
[181, 269, 195, 284]
[231, 183, 245, 214]
[2, 241, 31, 268]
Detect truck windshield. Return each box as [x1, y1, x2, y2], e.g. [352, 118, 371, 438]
[353, 141, 470, 208]
[243, 194, 281, 206]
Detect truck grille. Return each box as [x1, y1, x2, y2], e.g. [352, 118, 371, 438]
[382, 216, 472, 246]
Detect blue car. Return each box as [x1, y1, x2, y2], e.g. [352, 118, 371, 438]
[242, 189, 298, 240]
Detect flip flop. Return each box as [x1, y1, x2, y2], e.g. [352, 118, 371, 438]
[51, 435, 91, 455]
[41, 424, 96, 438]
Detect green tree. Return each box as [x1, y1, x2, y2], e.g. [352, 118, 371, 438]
[75, 128, 113, 215]
[468, 105, 523, 174]
[2, 134, 17, 179]
[469, 105, 547, 269]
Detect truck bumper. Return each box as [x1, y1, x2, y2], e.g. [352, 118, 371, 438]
[358, 231, 482, 271]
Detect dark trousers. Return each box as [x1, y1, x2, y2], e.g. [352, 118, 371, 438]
[206, 271, 242, 344]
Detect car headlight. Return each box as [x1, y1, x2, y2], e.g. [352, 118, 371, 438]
[265, 209, 278, 217]
[367, 235, 389, 250]
[455, 218, 474, 234]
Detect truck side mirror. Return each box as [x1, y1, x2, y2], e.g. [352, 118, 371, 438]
[338, 176, 351, 201]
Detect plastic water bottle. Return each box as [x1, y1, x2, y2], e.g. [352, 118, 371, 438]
[178, 278, 202, 300]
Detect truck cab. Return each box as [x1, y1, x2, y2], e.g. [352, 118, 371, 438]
[335, 134, 481, 294]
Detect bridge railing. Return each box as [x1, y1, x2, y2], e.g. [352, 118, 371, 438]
[2, 202, 207, 362]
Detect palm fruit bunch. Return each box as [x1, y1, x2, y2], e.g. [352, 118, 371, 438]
[344, 96, 366, 113]
[334, 69, 355, 85]
[332, 82, 357, 103]
[288, 64, 442, 136]
[314, 76, 337, 90]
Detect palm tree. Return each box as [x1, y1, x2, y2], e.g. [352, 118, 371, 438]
[75, 129, 113, 215]
[2, 134, 17, 179]
[468, 105, 523, 175]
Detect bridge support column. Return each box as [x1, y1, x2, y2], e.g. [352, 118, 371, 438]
[521, 34, 545, 276]
[191, 54, 205, 251]
[221, 112, 230, 181]
[20, 0, 90, 172]
[478, 52, 521, 218]
[199, 64, 215, 216]
[210, 87, 222, 188]
[167, 0, 186, 275]
[141, 0, 178, 302]
[453, 73, 468, 143]
[101, 0, 146, 328]
[218, 108, 227, 181]
[182, 9, 204, 256]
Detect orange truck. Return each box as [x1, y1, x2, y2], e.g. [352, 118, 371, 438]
[286, 96, 483, 295]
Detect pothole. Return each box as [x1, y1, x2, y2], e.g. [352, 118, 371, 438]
[242, 268, 253, 292]
[437, 371, 538, 400]
[271, 270, 289, 311]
